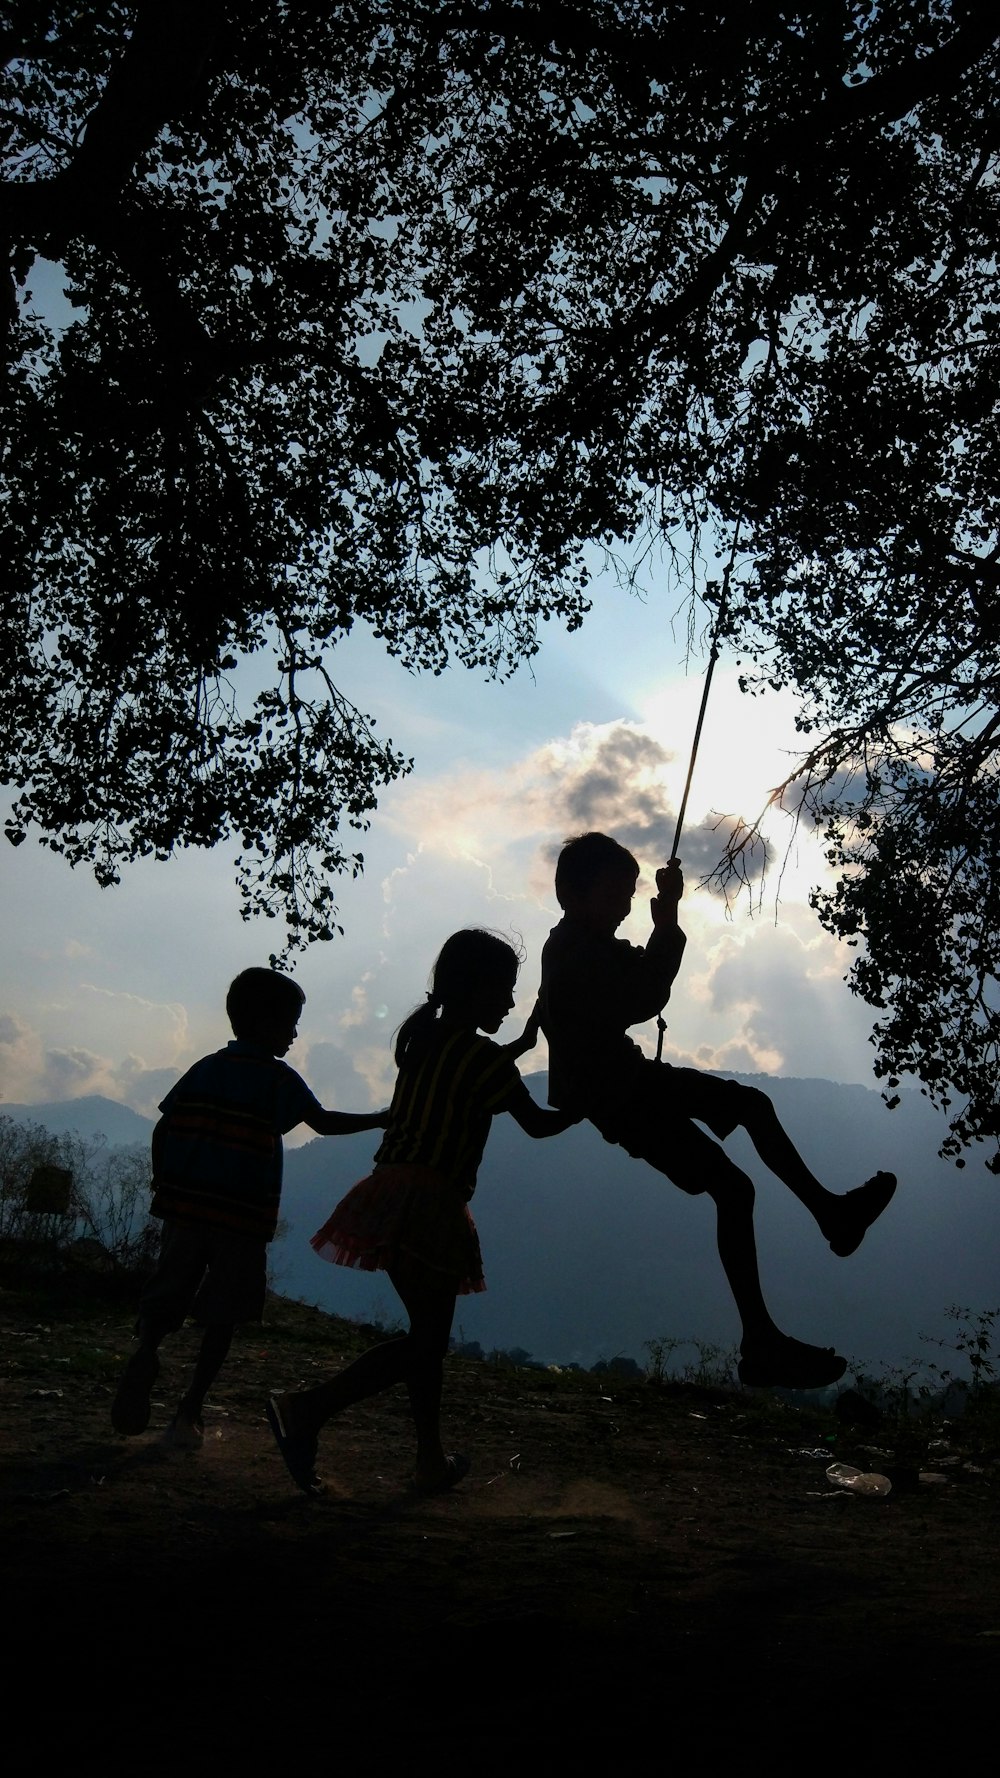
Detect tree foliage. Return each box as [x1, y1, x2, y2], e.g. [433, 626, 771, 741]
[2, 1, 593, 946]
[0, 1114, 156, 1267]
[3, 3, 999, 1159]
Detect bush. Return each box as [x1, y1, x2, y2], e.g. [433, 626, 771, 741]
[0, 1115, 156, 1273]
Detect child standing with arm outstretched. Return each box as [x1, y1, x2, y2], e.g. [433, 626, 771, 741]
[111, 967, 387, 1448]
[266, 929, 573, 1496]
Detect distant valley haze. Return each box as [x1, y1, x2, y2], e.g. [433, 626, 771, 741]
[7, 1072, 999, 1379]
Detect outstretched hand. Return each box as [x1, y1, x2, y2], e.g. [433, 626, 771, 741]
[651, 858, 684, 926]
[506, 997, 542, 1058]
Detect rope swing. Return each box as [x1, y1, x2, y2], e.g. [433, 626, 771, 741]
[655, 562, 735, 1063]
[668, 577, 728, 865]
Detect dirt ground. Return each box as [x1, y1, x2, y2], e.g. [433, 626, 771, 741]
[3, 1272, 998, 1765]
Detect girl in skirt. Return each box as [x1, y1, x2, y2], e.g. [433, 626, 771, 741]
[266, 930, 575, 1495]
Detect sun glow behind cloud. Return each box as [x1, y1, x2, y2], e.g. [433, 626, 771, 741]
[367, 705, 875, 1085]
[2, 671, 880, 1117]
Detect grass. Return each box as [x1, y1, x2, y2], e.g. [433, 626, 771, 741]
[4, 1244, 998, 1474]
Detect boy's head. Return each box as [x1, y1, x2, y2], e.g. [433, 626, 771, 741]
[226, 968, 305, 1054]
[554, 832, 640, 933]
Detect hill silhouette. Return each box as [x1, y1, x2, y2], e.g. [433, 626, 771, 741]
[7, 1076, 1000, 1373]
[277, 1071, 1000, 1374]
[1, 1093, 153, 1147]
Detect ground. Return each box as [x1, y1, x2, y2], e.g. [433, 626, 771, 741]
[3, 1267, 998, 1765]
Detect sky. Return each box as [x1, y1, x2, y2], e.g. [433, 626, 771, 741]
[0, 557, 890, 1133]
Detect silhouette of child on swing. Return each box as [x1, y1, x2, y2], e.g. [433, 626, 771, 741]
[539, 832, 896, 1388]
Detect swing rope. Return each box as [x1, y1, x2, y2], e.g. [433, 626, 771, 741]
[655, 563, 736, 1063]
[668, 589, 726, 865]
[652, 379, 769, 1060]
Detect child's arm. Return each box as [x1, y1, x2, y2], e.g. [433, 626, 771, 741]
[646, 858, 687, 992]
[651, 859, 685, 932]
[506, 1085, 579, 1139]
[303, 1107, 390, 1136]
[503, 997, 542, 1060]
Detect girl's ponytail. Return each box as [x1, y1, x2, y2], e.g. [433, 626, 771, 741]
[394, 992, 441, 1066]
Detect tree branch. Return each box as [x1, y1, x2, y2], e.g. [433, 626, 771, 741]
[60, 1, 224, 210]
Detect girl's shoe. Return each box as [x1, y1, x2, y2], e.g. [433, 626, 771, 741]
[111, 1346, 160, 1435]
[266, 1396, 323, 1495]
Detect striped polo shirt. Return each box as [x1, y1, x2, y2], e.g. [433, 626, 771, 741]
[150, 1041, 323, 1240]
[375, 1027, 526, 1199]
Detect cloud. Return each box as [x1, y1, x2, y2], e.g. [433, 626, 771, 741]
[349, 1044, 398, 1109]
[647, 1020, 784, 1079]
[396, 720, 670, 857]
[112, 1058, 184, 1118]
[558, 726, 676, 858]
[0, 1013, 29, 1047]
[703, 1038, 781, 1075]
[338, 975, 375, 1031]
[0, 1012, 45, 1102]
[80, 984, 189, 1050]
[690, 917, 876, 1082]
[395, 720, 767, 913]
[300, 1039, 382, 1107]
[38, 1045, 115, 1099]
[0, 1000, 192, 1116]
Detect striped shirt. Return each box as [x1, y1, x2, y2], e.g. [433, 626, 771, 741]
[375, 1027, 526, 1199]
[150, 1042, 324, 1240]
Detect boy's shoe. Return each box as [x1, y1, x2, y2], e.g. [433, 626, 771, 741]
[165, 1406, 204, 1450]
[266, 1396, 323, 1496]
[738, 1337, 847, 1390]
[111, 1346, 160, 1435]
[828, 1172, 897, 1257]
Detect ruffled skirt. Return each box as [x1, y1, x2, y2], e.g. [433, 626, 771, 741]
[310, 1163, 486, 1294]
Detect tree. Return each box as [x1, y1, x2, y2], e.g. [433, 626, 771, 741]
[0, 1114, 156, 1266]
[3, 4, 999, 1159]
[0, 1113, 60, 1239]
[2, 2, 592, 947]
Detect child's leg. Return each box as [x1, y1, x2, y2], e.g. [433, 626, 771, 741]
[624, 1118, 847, 1389]
[279, 1329, 412, 1429]
[179, 1323, 234, 1423]
[666, 1071, 895, 1254]
[704, 1161, 778, 1348]
[733, 1086, 829, 1213]
[684, 1160, 848, 1387]
[624, 1115, 778, 1343]
[112, 1316, 170, 1435]
[164, 1230, 264, 1442]
[389, 1267, 459, 1489]
[270, 1266, 460, 1490]
[112, 1217, 206, 1434]
[732, 1085, 896, 1253]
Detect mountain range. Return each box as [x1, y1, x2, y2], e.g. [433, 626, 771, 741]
[5, 1074, 999, 1374]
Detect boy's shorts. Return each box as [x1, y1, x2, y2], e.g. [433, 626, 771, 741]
[598, 1065, 758, 1197]
[140, 1219, 268, 1329]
